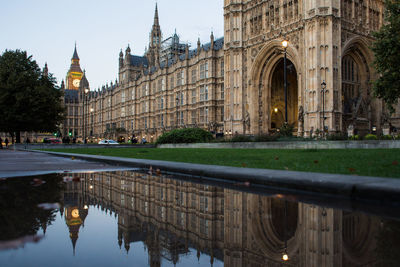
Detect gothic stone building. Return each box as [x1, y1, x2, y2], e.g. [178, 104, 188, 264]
[64, 1, 399, 142]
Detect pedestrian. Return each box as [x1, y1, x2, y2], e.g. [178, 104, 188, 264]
[0, 137, 2, 149]
[5, 138, 8, 148]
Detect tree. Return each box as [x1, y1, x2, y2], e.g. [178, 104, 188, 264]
[0, 50, 64, 143]
[371, 0, 400, 113]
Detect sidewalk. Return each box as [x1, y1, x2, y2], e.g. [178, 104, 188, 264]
[22, 149, 400, 205]
[0, 149, 135, 178]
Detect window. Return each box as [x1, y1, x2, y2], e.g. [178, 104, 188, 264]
[180, 111, 184, 125]
[131, 89, 135, 100]
[157, 79, 162, 92]
[191, 110, 197, 124]
[221, 60, 224, 76]
[177, 70, 185, 86]
[191, 89, 196, 104]
[180, 92, 184, 105]
[169, 95, 175, 108]
[142, 84, 149, 96]
[144, 118, 148, 129]
[221, 84, 224, 99]
[199, 108, 204, 123]
[161, 96, 164, 109]
[121, 107, 125, 117]
[162, 78, 165, 91]
[200, 85, 208, 101]
[170, 77, 174, 89]
[342, 55, 360, 114]
[191, 69, 197, 83]
[200, 62, 209, 79]
[121, 91, 125, 103]
[161, 114, 164, 127]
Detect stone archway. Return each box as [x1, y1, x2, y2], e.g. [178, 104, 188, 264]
[269, 59, 298, 130]
[341, 37, 376, 135]
[248, 40, 302, 135]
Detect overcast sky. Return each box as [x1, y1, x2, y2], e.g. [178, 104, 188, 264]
[0, 0, 224, 90]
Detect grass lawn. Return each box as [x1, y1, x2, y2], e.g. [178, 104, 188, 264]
[42, 148, 400, 178]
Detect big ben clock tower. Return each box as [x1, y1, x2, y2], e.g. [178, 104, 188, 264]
[66, 44, 83, 90]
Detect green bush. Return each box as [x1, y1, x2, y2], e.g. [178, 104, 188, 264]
[395, 134, 400, 140]
[279, 123, 294, 137]
[364, 134, 378, 140]
[326, 132, 348, 140]
[380, 134, 393, 140]
[156, 128, 213, 144]
[349, 134, 360, 140]
[229, 135, 252, 142]
[254, 134, 279, 142]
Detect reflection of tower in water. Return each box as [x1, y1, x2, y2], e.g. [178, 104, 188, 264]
[62, 175, 89, 255]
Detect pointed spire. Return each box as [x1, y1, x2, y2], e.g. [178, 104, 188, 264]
[197, 38, 201, 54]
[153, 3, 159, 26]
[43, 62, 48, 77]
[210, 31, 215, 50]
[72, 42, 79, 60]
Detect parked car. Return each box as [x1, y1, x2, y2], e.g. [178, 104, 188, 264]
[98, 139, 119, 145]
[43, 138, 62, 144]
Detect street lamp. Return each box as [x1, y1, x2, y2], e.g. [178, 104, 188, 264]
[282, 40, 288, 124]
[321, 81, 327, 135]
[176, 95, 179, 128]
[83, 88, 89, 144]
[90, 107, 94, 139]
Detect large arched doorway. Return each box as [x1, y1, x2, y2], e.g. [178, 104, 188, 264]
[341, 42, 373, 135]
[269, 59, 298, 131]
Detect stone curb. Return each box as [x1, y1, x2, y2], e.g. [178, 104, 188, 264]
[28, 149, 400, 204]
[158, 140, 400, 149]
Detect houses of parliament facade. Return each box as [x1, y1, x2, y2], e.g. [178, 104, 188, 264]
[61, 1, 399, 142]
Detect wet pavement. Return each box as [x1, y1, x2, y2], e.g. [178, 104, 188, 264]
[0, 149, 133, 178]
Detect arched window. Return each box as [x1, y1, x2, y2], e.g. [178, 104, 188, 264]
[342, 55, 361, 113]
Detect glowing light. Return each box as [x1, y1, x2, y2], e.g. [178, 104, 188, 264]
[89, 185, 93, 189]
[84, 205, 89, 209]
[274, 107, 278, 113]
[282, 253, 289, 261]
[282, 40, 288, 48]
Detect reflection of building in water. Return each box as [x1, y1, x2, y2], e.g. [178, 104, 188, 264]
[62, 179, 89, 255]
[64, 171, 380, 266]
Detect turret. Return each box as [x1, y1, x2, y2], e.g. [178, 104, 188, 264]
[197, 38, 201, 54]
[43, 62, 48, 77]
[119, 49, 124, 68]
[210, 32, 214, 50]
[125, 45, 131, 65]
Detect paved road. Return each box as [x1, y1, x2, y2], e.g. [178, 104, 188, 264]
[0, 149, 133, 178]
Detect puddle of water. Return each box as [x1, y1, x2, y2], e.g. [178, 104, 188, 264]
[0, 170, 399, 267]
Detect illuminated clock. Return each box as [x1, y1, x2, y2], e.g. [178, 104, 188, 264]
[73, 79, 80, 87]
[71, 208, 80, 218]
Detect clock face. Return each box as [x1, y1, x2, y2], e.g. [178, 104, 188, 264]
[73, 79, 80, 87]
[71, 208, 80, 218]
